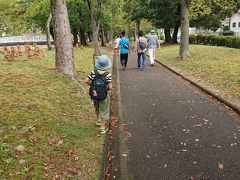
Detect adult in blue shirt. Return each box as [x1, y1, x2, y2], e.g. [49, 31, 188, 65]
[118, 31, 130, 70]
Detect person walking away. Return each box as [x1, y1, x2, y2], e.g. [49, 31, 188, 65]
[114, 35, 121, 55]
[135, 31, 147, 71]
[147, 30, 159, 67]
[85, 55, 113, 134]
[119, 31, 130, 70]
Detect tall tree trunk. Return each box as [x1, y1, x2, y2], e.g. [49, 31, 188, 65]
[87, 0, 101, 56]
[79, 27, 87, 46]
[45, 10, 52, 50]
[109, 31, 113, 47]
[136, 19, 141, 35]
[109, 11, 114, 48]
[92, 18, 100, 55]
[101, 28, 106, 47]
[179, 0, 190, 59]
[50, 27, 54, 41]
[72, 29, 78, 47]
[124, 23, 130, 38]
[172, 24, 179, 44]
[51, 0, 75, 77]
[88, 32, 92, 42]
[164, 27, 172, 43]
[134, 28, 137, 42]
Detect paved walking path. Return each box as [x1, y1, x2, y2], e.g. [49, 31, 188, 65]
[110, 53, 240, 180]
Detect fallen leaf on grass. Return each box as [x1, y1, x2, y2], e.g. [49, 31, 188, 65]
[67, 149, 75, 156]
[218, 163, 224, 170]
[68, 167, 78, 174]
[29, 138, 37, 145]
[121, 153, 127, 157]
[16, 145, 25, 152]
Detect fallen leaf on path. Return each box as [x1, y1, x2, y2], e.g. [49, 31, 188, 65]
[218, 163, 224, 170]
[193, 124, 202, 127]
[203, 119, 209, 122]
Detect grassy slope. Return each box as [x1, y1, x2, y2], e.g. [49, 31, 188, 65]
[156, 45, 240, 106]
[0, 47, 112, 179]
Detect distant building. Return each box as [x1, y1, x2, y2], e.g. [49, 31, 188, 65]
[189, 9, 240, 36]
[229, 9, 240, 36]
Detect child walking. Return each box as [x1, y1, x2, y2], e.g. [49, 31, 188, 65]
[85, 55, 112, 134]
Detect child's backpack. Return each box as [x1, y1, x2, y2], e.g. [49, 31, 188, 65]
[89, 70, 109, 101]
[139, 38, 146, 50]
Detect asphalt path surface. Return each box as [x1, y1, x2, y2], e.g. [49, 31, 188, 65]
[112, 53, 240, 180]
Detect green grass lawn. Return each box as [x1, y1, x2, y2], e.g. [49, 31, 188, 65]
[0, 46, 112, 179]
[156, 44, 240, 106]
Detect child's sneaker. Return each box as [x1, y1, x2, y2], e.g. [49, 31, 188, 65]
[100, 127, 108, 134]
[96, 120, 101, 126]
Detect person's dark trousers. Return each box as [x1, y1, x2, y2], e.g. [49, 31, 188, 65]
[137, 53, 141, 68]
[138, 53, 142, 68]
[120, 53, 128, 67]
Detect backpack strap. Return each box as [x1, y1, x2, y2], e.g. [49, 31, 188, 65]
[95, 69, 109, 78]
[102, 71, 109, 78]
[94, 69, 99, 75]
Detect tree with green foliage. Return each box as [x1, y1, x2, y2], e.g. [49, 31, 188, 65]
[123, 0, 149, 35]
[87, 0, 106, 56]
[0, 0, 32, 35]
[179, 0, 238, 59]
[179, 0, 190, 59]
[190, 0, 237, 31]
[45, 10, 53, 50]
[51, 0, 75, 77]
[148, 0, 181, 44]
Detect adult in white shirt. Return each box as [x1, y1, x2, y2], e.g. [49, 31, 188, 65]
[114, 35, 121, 54]
[147, 30, 159, 67]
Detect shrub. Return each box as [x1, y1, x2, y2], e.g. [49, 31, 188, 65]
[211, 36, 219, 46]
[196, 35, 204, 44]
[226, 37, 233, 47]
[231, 37, 240, 48]
[189, 34, 240, 49]
[189, 35, 197, 44]
[222, 30, 234, 36]
[202, 35, 208, 45]
[217, 36, 227, 46]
